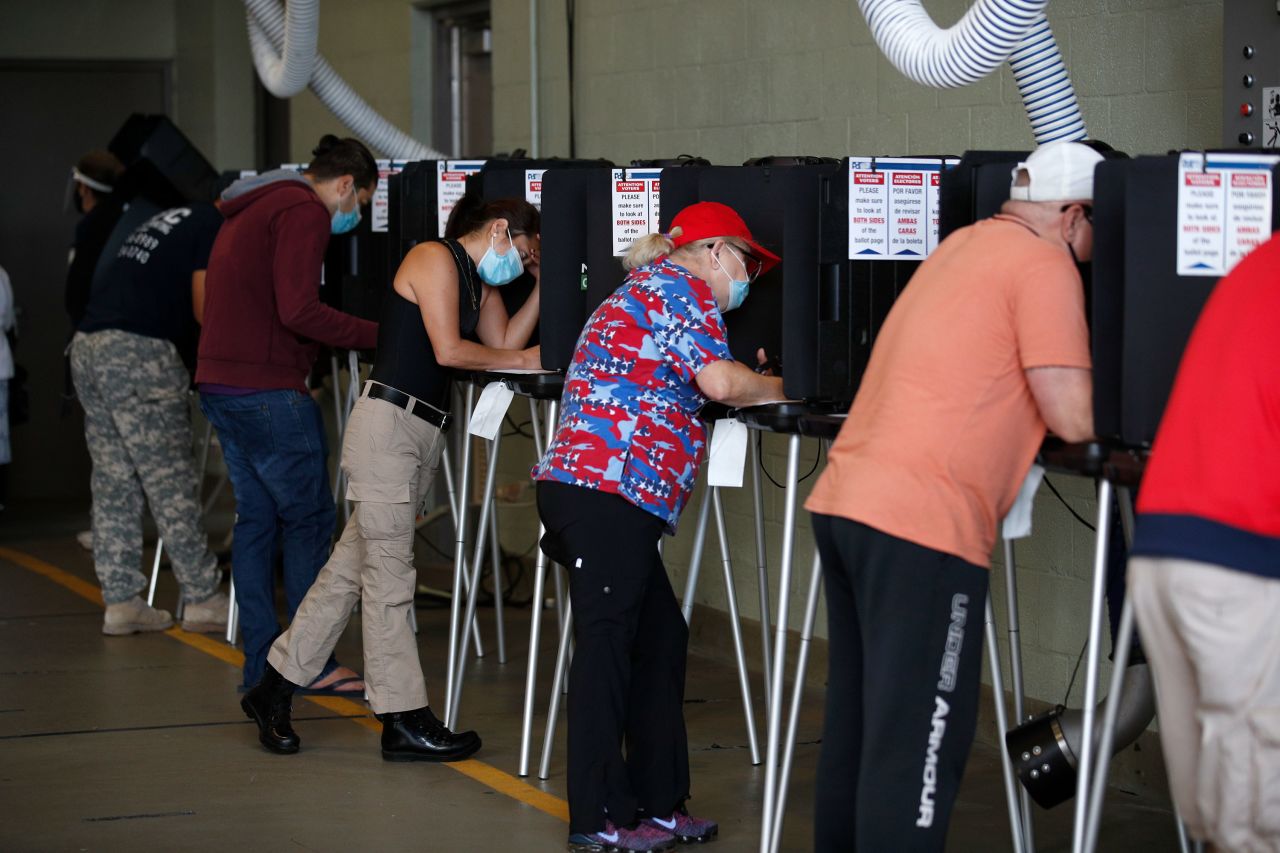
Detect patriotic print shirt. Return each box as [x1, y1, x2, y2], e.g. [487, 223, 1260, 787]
[533, 258, 732, 532]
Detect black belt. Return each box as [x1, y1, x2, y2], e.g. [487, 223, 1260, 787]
[364, 382, 452, 432]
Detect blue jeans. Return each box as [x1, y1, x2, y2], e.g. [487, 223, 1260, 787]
[201, 389, 338, 689]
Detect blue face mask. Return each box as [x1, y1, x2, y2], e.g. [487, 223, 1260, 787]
[330, 186, 361, 234]
[718, 246, 751, 312]
[477, 229, 524, 286]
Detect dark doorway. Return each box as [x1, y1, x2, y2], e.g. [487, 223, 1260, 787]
[0, 61, 169, 505]
[431, 3, 493, 157]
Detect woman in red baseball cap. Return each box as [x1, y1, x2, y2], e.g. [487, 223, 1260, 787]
[533, 201, 783, 852]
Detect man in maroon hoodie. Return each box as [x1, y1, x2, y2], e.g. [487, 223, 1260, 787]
[197, 135, 378, 693]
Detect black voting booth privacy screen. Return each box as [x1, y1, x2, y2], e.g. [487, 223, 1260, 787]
[1092, 154, 1280, 447]
[108, 114, 220, 206]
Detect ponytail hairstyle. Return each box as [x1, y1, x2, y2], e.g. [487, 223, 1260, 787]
[622, 226, 717, 270]
[445, 193, 541, 240]
[305, 134, 379, 191]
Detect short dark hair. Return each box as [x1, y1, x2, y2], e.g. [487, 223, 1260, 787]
[77, 149, 124, 193]
[306, 134, 378, 191]
[445, 193, 541, 240]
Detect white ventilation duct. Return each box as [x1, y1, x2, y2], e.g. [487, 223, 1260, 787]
[858, 0, 1087, 143]
[243, 0, 446, 160]
[244, 0, 317, 99]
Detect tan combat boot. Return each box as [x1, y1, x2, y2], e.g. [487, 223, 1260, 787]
[102, 596, 174, 636]
[180, 591, 229, 633]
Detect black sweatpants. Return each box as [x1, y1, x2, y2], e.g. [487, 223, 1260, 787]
[537, 481, 691, 835]
[811, 513, 990, 852]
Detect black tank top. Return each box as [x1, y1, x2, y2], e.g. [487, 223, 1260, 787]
[369, 239, 482, 410]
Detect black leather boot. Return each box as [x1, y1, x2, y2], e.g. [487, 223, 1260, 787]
[241, 664, 300, 754]
[378, 706, 481, 763]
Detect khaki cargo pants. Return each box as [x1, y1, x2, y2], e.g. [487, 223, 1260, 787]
[269, 390, 443, 713]
[1129, 557, 1280, 853]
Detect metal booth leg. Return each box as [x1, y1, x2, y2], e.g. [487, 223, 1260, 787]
[147, 539, 165, 606]
[986, 594, 1029, 853]
[1071, 479, 1115, 853]
[518, 398, 558, 777]
[538, 598, 574, 780]
[710, 487, 761, 766]
[759, 432, 802, 853]
[1003, 538, 1035, 849]
[448, 427, 504, 729]
[225, 573, 238, 645]
[1084, 593, 1137, 852]
[679, 486, 713, 623]
[440, 444, 483, 656]
[768, 549, 822, 853]
[488, 502, 507, 664]
[750, 437, 773, 710]
[443, 383, 477, 726]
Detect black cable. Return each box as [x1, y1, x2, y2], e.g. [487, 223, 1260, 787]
[1062, 635, 1090, 707]
[755, 431, 823, 488]
[1043, 475, 1096, 532]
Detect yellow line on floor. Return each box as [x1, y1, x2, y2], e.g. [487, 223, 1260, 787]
[0, 545, 570, 824]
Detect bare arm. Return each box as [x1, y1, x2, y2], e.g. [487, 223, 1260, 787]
[1026, 366, 1094, 442]
[191, 270, 206, 324]
[397, 243, 540, 371]
[695, 359, 785, 408]
[475, 238, 540, 350]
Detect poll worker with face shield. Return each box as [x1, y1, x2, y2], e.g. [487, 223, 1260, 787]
[196, 135, 379, 697]
[242, 194, 542, 762]
[804, 141, 1099, 851]
[533, 202, 784, 853]
[65, 150, 126, 330]
[1126, 232, 1280, 853]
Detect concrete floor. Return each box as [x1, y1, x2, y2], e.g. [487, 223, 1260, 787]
[0, 504, 1181, 852]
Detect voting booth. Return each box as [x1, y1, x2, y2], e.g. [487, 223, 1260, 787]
[1092, 151, 1280, 447]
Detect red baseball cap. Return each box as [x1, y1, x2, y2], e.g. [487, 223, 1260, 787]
[668, 202, 781, 275]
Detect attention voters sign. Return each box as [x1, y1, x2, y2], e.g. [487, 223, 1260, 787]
[847, 157, 958, 261]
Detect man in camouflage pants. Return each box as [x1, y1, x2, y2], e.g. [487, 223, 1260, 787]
[72, 201, 227, 635]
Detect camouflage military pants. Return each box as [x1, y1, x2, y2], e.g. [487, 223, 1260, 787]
[70, 330, 219, 606]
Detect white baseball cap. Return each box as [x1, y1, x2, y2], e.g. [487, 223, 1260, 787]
[1009, 141, 1104, 203]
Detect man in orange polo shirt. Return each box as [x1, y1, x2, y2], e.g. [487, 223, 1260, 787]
[804, 141, 1099, 851]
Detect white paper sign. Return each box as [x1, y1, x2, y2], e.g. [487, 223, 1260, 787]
[370, 159, 405, 233]
[1001, 463, 1045, 540]
[468, 381, 515, 440]
[525, 169, 547, 210]
[848, 157, 957, 261]
[611, 168, 662, 256]
[707, 418, 749, 488]
[436, 160, 486, 237]
[1176, 152, 1278, 277]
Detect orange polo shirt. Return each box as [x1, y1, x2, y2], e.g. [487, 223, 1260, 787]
[805, 215, 1092, 567]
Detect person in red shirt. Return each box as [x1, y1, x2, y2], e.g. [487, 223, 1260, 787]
[1128, 232, 1280, 853]
[196, 135, 379, 695]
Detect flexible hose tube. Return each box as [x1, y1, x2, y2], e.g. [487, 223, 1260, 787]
[858, 0, 1086, 143]
[244, 0, 446, 160]
[244, 0, 317, 99]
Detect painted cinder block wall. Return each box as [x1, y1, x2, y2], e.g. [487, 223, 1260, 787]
[486, 0, 1223, 707]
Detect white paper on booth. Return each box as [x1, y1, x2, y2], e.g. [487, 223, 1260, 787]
[525, 169, 547, 210]
[436, 160, 486, 237]
[1216, 152, 1279, 269]
[371, 159, 404, 233]
[1001, 463, 1045, 540]
[848, 157, 888, 259]
[468, 381, 516, 440]
[707, 418, 749, 489]
[1176, 153, 1226, 277]
[612, 169, 650, 256]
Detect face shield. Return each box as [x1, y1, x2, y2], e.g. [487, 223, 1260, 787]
[64, 167, 115, 214]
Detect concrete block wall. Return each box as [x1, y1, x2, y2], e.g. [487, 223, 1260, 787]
[488, 0, 1225, 710]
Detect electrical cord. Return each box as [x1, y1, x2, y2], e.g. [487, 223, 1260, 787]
[755, 431, 823, 488]
[1042, 475, 1096, 532]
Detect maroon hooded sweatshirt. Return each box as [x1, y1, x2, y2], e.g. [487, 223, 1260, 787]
[195, 170, 377, 391]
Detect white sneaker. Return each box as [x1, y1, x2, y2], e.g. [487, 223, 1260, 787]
[102, 596, 174, 636]
[76, 530, 93, 550]
[180, 591, 229, 633]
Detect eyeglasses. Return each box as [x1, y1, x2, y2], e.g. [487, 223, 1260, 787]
[720, 244, 764, 282]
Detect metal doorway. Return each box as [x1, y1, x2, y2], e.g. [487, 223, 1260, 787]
[432, 2, 493, 157]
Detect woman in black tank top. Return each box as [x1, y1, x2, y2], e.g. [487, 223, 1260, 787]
[242, 195, 541, 763]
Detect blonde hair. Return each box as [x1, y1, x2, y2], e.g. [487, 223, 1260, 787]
[622, 226, 721, 271]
